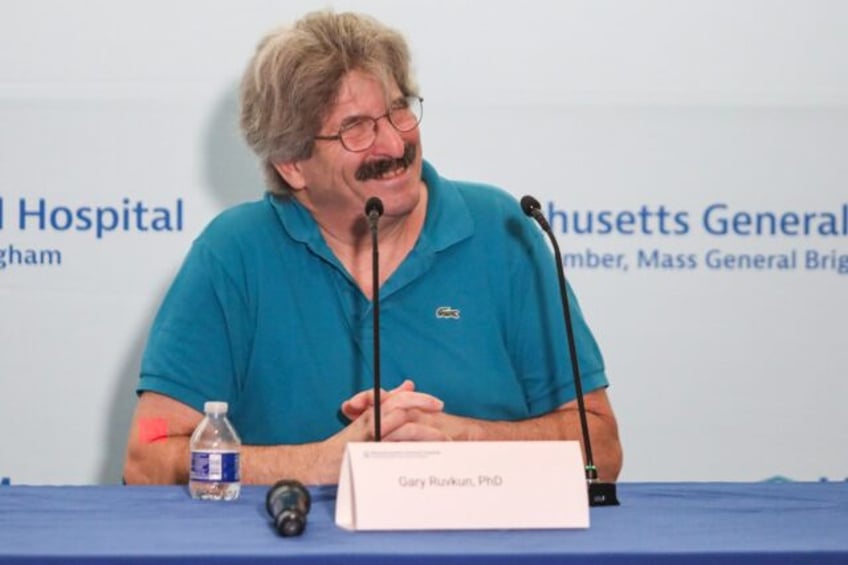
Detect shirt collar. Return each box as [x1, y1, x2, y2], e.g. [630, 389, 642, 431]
[267, 159, 474, 257]
[418, 159, 474, 252]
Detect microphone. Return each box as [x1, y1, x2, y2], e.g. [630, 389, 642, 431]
[520, 195, 619, 507]
[265, 479, 311, 536]
[364, 196, 384, 441]
[365, 196, 383, 229]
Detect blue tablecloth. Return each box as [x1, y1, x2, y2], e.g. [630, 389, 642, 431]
[1, 482, 846, 564]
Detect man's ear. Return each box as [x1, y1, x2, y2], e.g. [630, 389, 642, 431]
[273, 161, 307, 191]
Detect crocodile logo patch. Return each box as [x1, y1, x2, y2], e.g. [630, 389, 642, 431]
[435, 306, 461, 320]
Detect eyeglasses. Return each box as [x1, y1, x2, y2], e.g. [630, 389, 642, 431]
[314, 95, 423, 153]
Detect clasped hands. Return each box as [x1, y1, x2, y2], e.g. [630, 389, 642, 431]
[339, 379, 478, 442]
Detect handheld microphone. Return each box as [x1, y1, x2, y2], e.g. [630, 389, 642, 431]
[265, 479, 311, 537]
[520, 195, 619, 507]
[364, 196, 384, 441]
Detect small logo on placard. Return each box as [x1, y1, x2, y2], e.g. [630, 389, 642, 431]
[435, 306, 460, 320]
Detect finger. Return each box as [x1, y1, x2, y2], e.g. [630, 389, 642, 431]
[353, 380, 415, 408]
[393, 379, 416, 393]
[374, 401, 445, 440]
[341, 380, 419, 420]
[349, 404, 413, 440]
[340, 387, 388, 420]
[340, 396, 367, 420]
[381, 390, 444, 413]
[383, 422, 450, 442]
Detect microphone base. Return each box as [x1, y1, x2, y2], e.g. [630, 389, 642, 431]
[588, 482, 620, 506]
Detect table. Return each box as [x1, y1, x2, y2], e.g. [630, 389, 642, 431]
[1, 482, 846, 563]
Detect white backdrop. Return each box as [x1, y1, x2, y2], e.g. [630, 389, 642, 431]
[1, 0, 846, 484]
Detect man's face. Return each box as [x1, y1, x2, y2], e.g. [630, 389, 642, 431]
[278, 70, 424, 226]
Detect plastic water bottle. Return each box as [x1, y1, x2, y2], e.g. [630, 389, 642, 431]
[189, 401, 241, 500]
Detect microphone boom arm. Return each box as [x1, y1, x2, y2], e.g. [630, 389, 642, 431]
[365, 197, 384, 442]
[520, 195, 619, 507]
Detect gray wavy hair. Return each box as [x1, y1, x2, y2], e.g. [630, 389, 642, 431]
[239, 10, 419, 195]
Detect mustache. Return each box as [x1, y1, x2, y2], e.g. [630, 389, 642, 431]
[355, 143, 417, 181]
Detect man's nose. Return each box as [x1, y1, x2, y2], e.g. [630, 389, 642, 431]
[370, 115, 406, 156]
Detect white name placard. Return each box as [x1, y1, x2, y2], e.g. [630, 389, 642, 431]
[335, 441, 589, 531]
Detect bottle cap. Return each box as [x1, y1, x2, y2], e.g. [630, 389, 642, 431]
[204, 401, 228, 415]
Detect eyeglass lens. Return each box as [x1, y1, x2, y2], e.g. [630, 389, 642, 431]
[340, 96, 422, 151]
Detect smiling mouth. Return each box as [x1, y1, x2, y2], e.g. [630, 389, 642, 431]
[355, 143, 417, 182]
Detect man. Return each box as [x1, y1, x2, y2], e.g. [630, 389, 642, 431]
[123, 10, 622, 485]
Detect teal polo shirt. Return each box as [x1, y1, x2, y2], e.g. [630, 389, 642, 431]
[138, 161, 607, 445]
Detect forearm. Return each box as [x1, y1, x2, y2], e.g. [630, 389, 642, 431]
[124, 389, 430, 486]
[439, 394, 623, 482]
[240, 438, 344, 485]
[124, 435, 346, 486]
[455, 411, 621, 482]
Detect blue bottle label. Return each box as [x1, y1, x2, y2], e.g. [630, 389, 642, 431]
[190, 450, 240, 482]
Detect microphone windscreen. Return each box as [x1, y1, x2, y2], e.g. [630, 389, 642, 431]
[365, 196, 384, 217]
[266, 479, 311, 537]
[520, 195, 542, 217]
